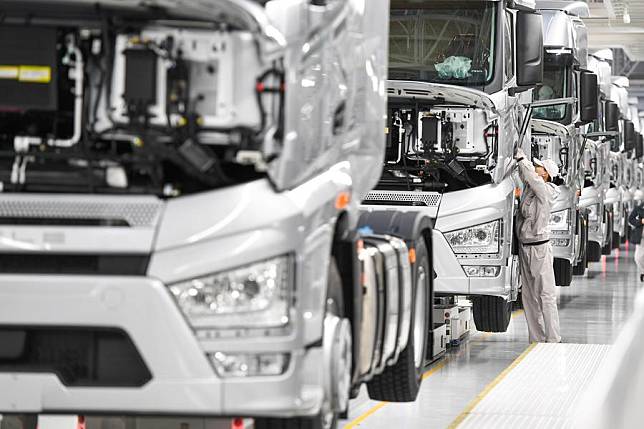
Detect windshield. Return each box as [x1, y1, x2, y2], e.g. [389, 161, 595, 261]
[532, 65, 568, 121]
[389, 1, 496, 86]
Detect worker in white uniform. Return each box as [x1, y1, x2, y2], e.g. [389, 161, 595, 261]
[515, 148, 561, 343]
[628, 203, 644, 282]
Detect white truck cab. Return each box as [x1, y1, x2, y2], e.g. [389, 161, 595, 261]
[530, 1, 598, 283]
[362, 0, 544, 332]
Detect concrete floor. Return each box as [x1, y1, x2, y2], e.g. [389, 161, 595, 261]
[342, 244, 641, 429]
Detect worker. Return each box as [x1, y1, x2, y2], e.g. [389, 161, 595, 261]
[515, 148, 562, 343]
[628, 202, 644, 282]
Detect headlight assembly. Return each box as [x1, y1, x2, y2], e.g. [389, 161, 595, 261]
[444, 220, 501, 254]
[169, 255, 292, 329]
[549, 209, 570, 231]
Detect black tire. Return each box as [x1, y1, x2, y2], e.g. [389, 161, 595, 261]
[472, 295, 511, 332]
[367, 240, 430, 402]
[573, 218, 588, 275]
[602, 213, 613, 255]
[553, 258, 573, 286]
[256, 259, 346, 429]
[587, 241, 602, 262]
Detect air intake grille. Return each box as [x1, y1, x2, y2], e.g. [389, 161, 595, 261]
[0, 199, 162, 227]
[364, 191, 442, 207]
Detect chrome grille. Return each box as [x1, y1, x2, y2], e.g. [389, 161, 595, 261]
[0, 197, 163, 227]
[364, 191, 442, 207]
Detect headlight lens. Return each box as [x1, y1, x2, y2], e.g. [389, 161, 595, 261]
[209, 352, 290, 377]
[444, 220, 500, 254]
[549, 209, 570, 231]
[588, 204, 599, 222]
[463, 265, 500, 277]
[169, 255, 292, 329]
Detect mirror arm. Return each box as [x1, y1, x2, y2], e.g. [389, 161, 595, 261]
[524, 97, 576, 108]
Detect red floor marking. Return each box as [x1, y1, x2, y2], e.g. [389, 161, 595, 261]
[232, 418, 244, 429]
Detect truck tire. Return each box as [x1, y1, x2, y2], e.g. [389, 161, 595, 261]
[573, 218, 588, 275]
[366, 240, 430, 403]
[255, 258, 349, 429]
[553, 258, 572, 286]
[602, 213, 613, 255]
[587, 241, 602, 262]
[472, 295, 511, 333]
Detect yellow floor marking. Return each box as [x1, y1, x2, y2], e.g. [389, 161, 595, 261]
[343, 308, 526, 428]
[446, 342, 537, 429]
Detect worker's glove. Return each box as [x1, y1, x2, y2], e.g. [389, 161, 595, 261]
[514, 148, 526, 162]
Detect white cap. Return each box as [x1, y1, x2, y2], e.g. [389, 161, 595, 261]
[534, 158, 560, 179]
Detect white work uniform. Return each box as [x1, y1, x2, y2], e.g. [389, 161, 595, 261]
[516, 155, 561, 343]
[635, 242, 644, 275]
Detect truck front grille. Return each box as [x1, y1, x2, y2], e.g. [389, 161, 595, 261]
[0, 253, 149, 275]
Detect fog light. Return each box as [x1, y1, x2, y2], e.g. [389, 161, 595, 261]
[552, 238, 570, 247]
[463, 266, 500, 277]
[209, 352, 290, 377]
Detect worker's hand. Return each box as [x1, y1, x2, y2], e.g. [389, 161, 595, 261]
[515, 148, 526, 161]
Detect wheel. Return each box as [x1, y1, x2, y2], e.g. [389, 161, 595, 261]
[587, 241, 602, 262]
[472, 295, 512, 332]
[573, 218, 588, 275]
[602, 212, 613, 255]
[256, 258, 350, 429]
[553, 258, 573, 286]
[366, 240, 430, 402]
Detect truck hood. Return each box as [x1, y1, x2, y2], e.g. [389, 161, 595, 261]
[11, 0, 285, 56]
[531, 119, 572, 138]
[387, 80, 497, 112]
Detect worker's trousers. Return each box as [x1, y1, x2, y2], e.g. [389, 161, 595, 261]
[519, 242, 561, 343]
[635, 242, 644, 274]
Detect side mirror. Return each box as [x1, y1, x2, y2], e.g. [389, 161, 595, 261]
[637, 133, 643, 159]
[579, 71, 598, 124]
[516, 11, 544, 87]
[605, 102, 620, 132]
[624, 120, 635, 152]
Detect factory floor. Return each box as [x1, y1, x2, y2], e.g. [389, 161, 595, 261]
[342, 244, 641, 429]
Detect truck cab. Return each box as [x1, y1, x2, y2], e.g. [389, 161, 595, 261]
[362, 0, 544, 332]
[581, 49, 618, 260]
[530, 0, 597, 283]
[0, 1, 433, 428]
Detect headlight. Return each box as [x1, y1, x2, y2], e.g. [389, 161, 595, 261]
[552, 238, 571, 247]
[588, 204, 599, 222]
[463, 265, 500, 277]
[549, 209, 570, 231]
[209, 352, 290, 377]
[169, 255, 292, 329]
[444, 220, 500, 254]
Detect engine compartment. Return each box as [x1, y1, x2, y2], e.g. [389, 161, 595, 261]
[378, 103, 497, 192]
[0, 8, 283, 196]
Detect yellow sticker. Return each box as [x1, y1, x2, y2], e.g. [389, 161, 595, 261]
[18, 66, 51, 83]
[0, 66, 19, 80]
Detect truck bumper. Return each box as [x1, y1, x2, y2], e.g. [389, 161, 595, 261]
[0, 275, 322, 417]
[432, 231, 511, 298]
[552, 233, 576, 263]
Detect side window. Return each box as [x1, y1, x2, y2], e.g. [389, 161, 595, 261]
[504, 11, 514, 81]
